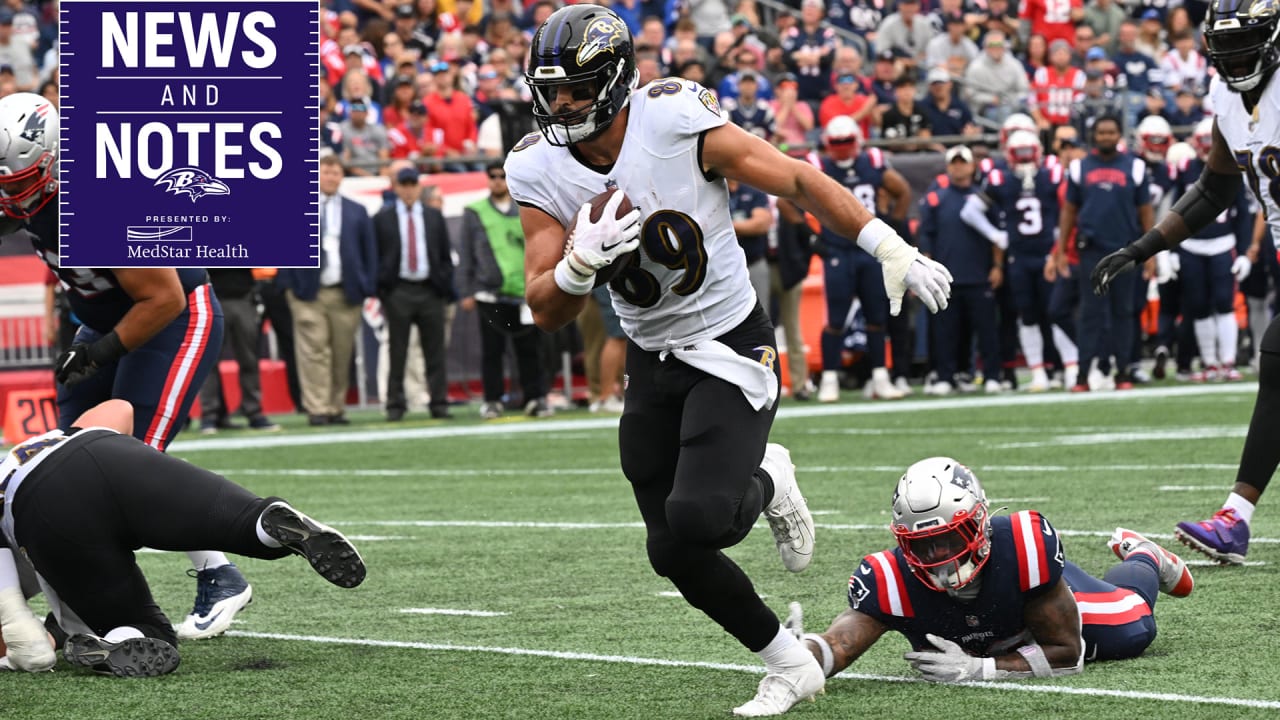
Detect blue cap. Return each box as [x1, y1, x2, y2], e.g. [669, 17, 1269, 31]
[396, 166, 420, 184]
[1141, 8, 1161, 20]
[836, 73, 857, 84]
[429, 60, 450, 73]
[1086, 47, 1107, 61]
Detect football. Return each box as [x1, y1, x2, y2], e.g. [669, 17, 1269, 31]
[563, 187, 639, 288]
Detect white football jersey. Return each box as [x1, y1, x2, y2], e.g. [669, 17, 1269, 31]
[0, 429, 79, 549]
[506, 78, 757, 351]
[1209, 74, 1280, 244]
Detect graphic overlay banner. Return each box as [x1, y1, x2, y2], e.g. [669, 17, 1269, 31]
[60, 0, 319, 268]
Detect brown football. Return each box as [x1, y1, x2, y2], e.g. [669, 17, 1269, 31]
[563, 187, 639, 288]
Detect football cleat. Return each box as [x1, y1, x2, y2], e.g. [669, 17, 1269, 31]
[64, 634, 180, 677]
[1174, 508, 1250, 565]
[732, 660, 825, 717]
[1026, 367, 1051, 393]
[817, 371, 839, 403]
[260, 503, 367, 588]
[1108, 528, 1194, 597]
[761, 444, 815, 573]
[864, 368, 905, 400]
[175, 563, 253, 640]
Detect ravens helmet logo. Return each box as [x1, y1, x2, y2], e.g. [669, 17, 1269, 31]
[577, 16, 625, 66]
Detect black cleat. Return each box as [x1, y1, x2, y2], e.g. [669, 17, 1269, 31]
[64, 634, 180, 678]
[260, 504, 366, 588]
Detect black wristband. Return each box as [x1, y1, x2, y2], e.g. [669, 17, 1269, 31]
[1128, 229, 1167, 264]
[90, 331, 129, 365]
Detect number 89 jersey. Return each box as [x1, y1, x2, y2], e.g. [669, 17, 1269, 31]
[505, 78, 757, 351]
[1210, 74, 1280, 243]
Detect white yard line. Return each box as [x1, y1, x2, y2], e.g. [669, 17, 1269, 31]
[169, 384, 1258, 453]
[992, 427, 1247, 449]
[224, 631, 1280, 710]
[1156, 485, 1233, 492]
[399, 608, 509, 617]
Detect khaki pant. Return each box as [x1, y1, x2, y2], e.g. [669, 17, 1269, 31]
[770, 264, 808, 391]
[287, 287, 362, 416]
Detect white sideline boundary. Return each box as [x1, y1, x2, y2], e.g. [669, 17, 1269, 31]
[224, 631, 1280, 710]
[169, 383, 1258, 452]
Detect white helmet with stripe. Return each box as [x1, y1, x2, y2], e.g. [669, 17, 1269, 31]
[891, 457, 992, 593]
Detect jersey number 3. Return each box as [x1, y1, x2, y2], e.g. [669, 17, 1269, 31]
[609, 210, 708, 307]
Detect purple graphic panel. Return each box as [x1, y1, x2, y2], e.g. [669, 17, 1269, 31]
[60, 0, 319, 267]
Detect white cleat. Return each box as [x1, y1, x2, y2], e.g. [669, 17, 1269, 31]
[733, 660, 826, 717]
[865, 367, 905, 400]
[1026, 367, 1051, 392]
[760, 444, 815, 572]
[1063, 364, 1079, 390]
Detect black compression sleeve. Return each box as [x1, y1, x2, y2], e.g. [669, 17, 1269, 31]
[1171, 168, 1244, 238]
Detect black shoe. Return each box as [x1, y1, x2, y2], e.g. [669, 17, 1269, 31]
[248, 416, 281, 431]
[1153, 346, 1169, 380]
[386, 408, 405, 422]
[308, 414, 329, 427]
[429, 407, 453, 420]
[259, 504, 366, 588]
[328, 414, 351, 426]
[64, 634, 180, 678]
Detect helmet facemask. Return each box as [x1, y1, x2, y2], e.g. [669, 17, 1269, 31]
[890, 458, 993, 595]
[1206, 14, 1280, 93]
[530, 57, 636, 145]
[0, 94, 58, 219]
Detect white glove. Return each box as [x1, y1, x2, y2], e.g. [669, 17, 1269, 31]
[904, 633, 985, 683]
[1168, 251, 1180, 276]
[1233, 255, 1253, 282]
[899, 256, 953, 315]
[1154, 250, 1173, 285]
[783, 601, 804, 640]
[566, 192, 642, 272]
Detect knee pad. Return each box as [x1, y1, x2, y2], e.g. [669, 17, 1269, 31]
[665, 492, 746, 549]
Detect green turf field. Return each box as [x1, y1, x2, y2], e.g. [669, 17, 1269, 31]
[8, 383, 1280, 719]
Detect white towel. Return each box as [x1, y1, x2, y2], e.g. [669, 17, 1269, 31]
[661, 340, 779, 411]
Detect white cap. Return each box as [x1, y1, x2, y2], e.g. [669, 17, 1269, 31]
[927, 67, 952, 84]
[945, 145, 973, 163]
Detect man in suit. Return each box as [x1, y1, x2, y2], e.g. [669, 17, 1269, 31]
[279, 153, 379, 426]
[374, 165, 455, 420]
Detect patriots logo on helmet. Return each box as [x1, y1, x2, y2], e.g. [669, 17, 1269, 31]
[154, 167, 231, 203]
[576, 16, 624, 66]
[18, 104, 47, 144]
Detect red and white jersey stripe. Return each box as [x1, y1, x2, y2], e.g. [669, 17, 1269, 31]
[1073, 588, 1152, 626]
[867, 551, 915, 617]
[1011, 510, 1052, 591]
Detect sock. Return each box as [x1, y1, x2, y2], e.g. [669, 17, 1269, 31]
[1224, 492, 1256, 526]
[187, 551, 230, 571]
[103, 626, 145, 643]
[757, 625, 810, 670]
[1217, 313, 1239, 367]
[1019, 323, 1045, 368]
[256, 502, 288, 548]
[1194, 317, 1219, 368]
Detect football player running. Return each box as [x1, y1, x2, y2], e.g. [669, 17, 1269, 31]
[1091, 0, 1280, 564]
[504, 6, 952, 716]
[0, 93, 253, 658]
[788, 458, 1193, 684]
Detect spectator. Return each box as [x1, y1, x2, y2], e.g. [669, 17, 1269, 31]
[881, 74, 932, 152]
[825, 0, 887, 41]
[279, 154, 378, 427]
[963, 30, 1030, 120]
[424, 60, 479, 172]
[253, 268, 302, 413]
[869, 49, 901, 108]
[1112, 20, 1160, 128]
[636, 51, 662, 87]
[976, 0, 1021, 49]
[1019, 0, 1083, 49]
[1084, 0, 1127, 53]
[374, 166, 455, 421]
[781, 0, 838, 104]
[1159, 30, 1207, 96]
[336, 68, 382, 120]
[726, 73, 778, 140]
[1136, 9, 1166, 59]
[1073, 23, 1099, 65]
[676, 58, 709, 85]
[719, 46, 774, 102]
[771, 199, 818, 400]
[820, 72, 876, 140]
[339, 99, 390, 177]
[1031, 39, 1085, 132]
[458, 162, 551, 420]
[1022, 33, 1049, 77]
[198, 270, 280, 434]
[708, 30, 740, 91]
[320, 87, 344, 156]
[382, 74, 417, 127]
[919, 145, 1004, 394]
[388, 100, 434, 160]
[1076, 66, 1120, 138]
[874, 0, 937, 68]
[686, 0, 734, 42]
[410, 0, 446, 58]
[1164, 85, 1206, 136]
[771, 73, 815, 152]
[922, 66, 978, 139]
[925, 12, 979, 76]
[0, 10, 38, 91]
[471, 63, 510, 125]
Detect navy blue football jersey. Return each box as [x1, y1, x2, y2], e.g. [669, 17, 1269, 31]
[1172, 157, 1253, 242]
[981, 164, 1063, 258]
[820, 149, 887, 250]
[27, 205, 209, 333]
[847, 511, 1066, 654]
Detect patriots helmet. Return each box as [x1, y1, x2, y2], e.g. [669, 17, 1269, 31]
[0, 92, 57, 219]
[1000, 113, 1037, 149]
[1136, 115, 1174, 162]
[822, 115, 862, 162]
[1005, 130, 1043, 171]
[526, 5, 638, 146]
[891, 457, 993, 592]
[1205, 0, 1280, 93]
[1191, 117, 1215, 159]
